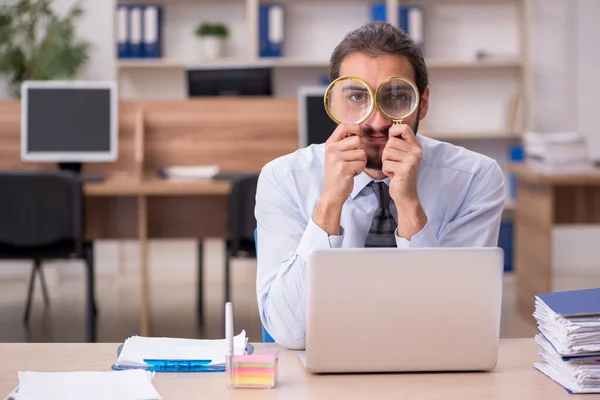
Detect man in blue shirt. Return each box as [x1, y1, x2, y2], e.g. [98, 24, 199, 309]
[255, 22, 506, 349]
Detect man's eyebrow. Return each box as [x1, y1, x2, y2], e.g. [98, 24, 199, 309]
[341, 85, 369, 92]
[380, 85, 413, 92]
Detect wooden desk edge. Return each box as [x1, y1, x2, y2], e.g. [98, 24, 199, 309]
[84, 178, 232, 196]
[508, 164, 600, 185]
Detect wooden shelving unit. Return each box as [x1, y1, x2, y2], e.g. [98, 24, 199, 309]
[112, 0, 531, 215]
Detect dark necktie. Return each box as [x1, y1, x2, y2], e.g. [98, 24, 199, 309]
[364, 181, 397, 248]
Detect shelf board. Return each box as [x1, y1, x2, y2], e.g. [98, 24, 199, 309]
[422, 131, 522, 140]
[426, 58, 524, 69]
[117, 59, 187, 69]
[117, 57, 524, 70]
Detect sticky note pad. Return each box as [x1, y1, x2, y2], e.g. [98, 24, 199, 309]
[226, 352, 278, 389]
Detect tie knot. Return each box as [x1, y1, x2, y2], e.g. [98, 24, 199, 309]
[368, 181, 390, 210]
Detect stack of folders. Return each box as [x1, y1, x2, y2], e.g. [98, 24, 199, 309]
[523, 132, 595, 174]
[112, 331, 248, 372]
[533, 288, 600, 393]
[116, 4, 163, 59]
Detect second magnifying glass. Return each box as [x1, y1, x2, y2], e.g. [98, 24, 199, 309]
[375, 76, 420, 125]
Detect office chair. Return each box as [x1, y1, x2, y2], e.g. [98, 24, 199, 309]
[254, 229, 275, 343]
[196, 173, 258, 328]
[0, 170, 98, 342]
[223, 173, 259, 303]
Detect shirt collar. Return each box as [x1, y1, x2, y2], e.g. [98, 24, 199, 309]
[350, 172, 390, 199]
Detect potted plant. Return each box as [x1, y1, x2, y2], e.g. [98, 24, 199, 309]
[194, 22, 229, 59]
[0, 0, 91, 98]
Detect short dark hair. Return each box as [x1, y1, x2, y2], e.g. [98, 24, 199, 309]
[329, 21, 428, 95]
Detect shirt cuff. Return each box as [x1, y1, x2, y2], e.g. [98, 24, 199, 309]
[395, 221, 439, 248]
[328, 226, 344, 247]
[296, 218, 344, 263]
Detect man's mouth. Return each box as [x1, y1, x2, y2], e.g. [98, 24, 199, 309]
[364, 131, 388, 143]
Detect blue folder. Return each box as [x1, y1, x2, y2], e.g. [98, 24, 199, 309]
[142, 4, 162, 58]
[538, 288, 600, 317]
[259, 4, 284, 57]
[116, 5, 130, 58]
[128, 5, 143, 58]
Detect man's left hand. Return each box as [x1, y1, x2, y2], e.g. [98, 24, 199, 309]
[382, 124, 427, 239]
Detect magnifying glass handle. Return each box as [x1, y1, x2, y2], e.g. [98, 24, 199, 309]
[393, 119, 403, 125]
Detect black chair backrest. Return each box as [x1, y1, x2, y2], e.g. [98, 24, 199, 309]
[0, 171, 84, 252]
[227, 173, 259, 253]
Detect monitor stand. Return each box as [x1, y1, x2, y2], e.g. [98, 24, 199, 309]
[58, 162, 82, 174]
[58, 162, 105, 182]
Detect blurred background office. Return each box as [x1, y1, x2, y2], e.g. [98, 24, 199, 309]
[0, 0, 598, 343]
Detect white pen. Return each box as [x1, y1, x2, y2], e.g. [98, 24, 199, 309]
[225, 302, 234, 356]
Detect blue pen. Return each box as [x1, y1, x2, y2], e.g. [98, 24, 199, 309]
[142, 359, 223, 372]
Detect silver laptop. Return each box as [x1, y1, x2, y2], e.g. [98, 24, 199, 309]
[303, 247, 504, 373]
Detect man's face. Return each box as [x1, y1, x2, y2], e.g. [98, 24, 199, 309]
[338, 53, 429, 170]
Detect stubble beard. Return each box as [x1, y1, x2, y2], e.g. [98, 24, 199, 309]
[363, 114, 420, 171]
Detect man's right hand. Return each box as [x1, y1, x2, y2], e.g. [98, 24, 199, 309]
[312, 123, 366, 236]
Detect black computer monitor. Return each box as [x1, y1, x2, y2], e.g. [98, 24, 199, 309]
[21, 81, 118, 174]
[298, 86, 337, 147]
[187, 67, 272, 96]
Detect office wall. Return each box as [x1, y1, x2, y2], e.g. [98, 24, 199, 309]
[532, 0, 600, 278]
[528, 0, 576, 132]
[575, 0, 600, 162]
[528, 0, 599, 160]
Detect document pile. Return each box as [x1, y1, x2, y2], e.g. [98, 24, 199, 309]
[157, 165, 220, 180]
[5, 370, 161, 400]
[113, 331, 248, 372]
[533, 288, 600, 393]
[523, 132, 595, 174]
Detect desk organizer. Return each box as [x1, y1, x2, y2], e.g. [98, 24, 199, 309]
[226, 351, 278, 389]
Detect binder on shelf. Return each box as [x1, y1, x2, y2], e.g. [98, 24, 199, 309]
[142, 5, 162, 58]
[129, 5, 143, 58]
[371, 3, 386, 22]
[369, 4, 424, 51]
[116, 4, 130, 58]
[399, 5, 424, 51]
[259, 4, 284, 58]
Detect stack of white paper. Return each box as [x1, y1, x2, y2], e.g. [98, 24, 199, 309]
[534, 297, 600, 355]
[5, 370, 161, 400]
[523, 132, 596, 174]
[114, 330, 247, 370]
[534, 334, 600, 394]
[157, 165, 220, 180]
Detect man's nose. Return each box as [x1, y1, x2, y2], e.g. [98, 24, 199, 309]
[365, 108, 393, 132]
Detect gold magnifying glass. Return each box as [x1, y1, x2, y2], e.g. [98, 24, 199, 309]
[374, 76, 420, 125]
[323, 76, 375, 125]
[324, 75, 420, 125]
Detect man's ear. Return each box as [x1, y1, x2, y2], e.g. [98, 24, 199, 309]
[418, 87, 430, 120]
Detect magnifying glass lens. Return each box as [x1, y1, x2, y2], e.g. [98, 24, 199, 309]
[376, 78, 418, 121]
[326, 78, 372, 124]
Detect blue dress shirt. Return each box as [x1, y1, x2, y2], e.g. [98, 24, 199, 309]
[255, 134, 506, 349]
